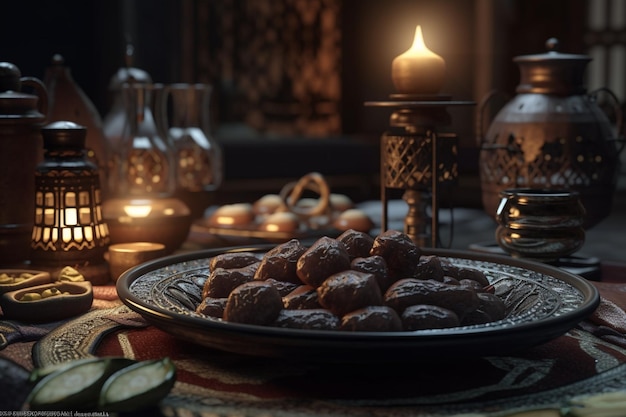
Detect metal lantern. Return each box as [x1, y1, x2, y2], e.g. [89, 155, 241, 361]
[30, 121, 110, 284]
[366, 96, 473, 247]
[478, 38, 624, 229]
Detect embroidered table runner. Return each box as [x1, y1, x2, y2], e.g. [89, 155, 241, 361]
[2, 266, 626, 416]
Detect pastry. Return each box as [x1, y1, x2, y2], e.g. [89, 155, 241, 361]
[252, 194, 285, 215]
[259, 211, 300, 233]
[208, 203, 255, 227]
[333, 209, 373, 233]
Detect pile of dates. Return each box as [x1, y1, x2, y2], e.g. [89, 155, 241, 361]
[196, 229, 506, 332]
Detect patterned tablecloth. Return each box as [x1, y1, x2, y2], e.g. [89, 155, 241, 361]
[1, 263, 626, 416]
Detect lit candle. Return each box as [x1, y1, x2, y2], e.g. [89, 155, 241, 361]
[391, 25, 446, 95]
[107, 241, 166, 281]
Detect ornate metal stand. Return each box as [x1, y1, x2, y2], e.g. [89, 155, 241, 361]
[365, 94, 474, 247]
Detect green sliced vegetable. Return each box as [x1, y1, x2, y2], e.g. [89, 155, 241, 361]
[29, 357, 102, 383]
[98, 357, 176, 412]
[26, 357, 136, 411]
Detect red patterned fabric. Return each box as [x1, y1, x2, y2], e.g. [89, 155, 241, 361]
[3, 263, 626, 415]
[85, 278, 626, 415]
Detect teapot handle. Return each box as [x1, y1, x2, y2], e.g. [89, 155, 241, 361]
[476, 89, 508, 147]
[154, 83, 170, 137]
[20, 76, 48, 117]
[590, 87, 625, 154]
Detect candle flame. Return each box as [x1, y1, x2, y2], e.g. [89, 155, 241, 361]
[403, 25, 440, 57]
[123, 202, 153, 218]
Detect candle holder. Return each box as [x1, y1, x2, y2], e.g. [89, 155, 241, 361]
[365, 95, 474, 247]
[365, 25, 473, 247]
[30, 121, 110, 285]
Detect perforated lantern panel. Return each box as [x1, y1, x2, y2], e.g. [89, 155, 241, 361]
[382, 131, 458, 190]
[480, 126, 621, 229]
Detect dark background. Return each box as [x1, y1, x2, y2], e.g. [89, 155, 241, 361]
[1, 0, 617, 208]
[1, 0, 589, 132]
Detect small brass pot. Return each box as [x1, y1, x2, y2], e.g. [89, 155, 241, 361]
[495, 189, 586, 262]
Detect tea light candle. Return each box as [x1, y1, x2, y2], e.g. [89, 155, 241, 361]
[107, 242, 166, 282]
[391, 25, 446, 94]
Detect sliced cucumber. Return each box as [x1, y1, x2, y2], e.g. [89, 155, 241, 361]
[29, 357, 104, 383]
[98, 357, 176, 412]
[26, 357, 136, 410]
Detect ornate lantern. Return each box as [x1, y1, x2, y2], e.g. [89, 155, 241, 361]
[478, 38, 624, 229]
[30, 121, 110, 284]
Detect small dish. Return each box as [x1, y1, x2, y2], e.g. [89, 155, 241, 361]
[0, 269, 52, 294]
[1, 281, 93, 323]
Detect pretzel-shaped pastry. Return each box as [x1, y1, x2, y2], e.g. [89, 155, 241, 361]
[279, 172, 331, 220]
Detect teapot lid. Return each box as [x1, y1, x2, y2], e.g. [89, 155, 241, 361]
[0, 62, 46, 120]
[0, 62, 21, 92]
[513, 38, 591, 95]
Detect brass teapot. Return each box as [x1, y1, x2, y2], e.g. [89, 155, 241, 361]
[478, 38, 624, 229]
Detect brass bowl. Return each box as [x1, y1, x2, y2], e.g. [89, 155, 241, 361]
[495, 188, 586, 262]
[103, 197, 192, 254]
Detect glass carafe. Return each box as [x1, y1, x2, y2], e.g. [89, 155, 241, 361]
[158, 83, 223, 217]
[102, 45, 152, 161]
[110, 83, 173, 198]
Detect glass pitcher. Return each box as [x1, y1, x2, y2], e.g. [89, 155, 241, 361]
[158, 84, 223, 192]
[110, 83, 174, 198]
